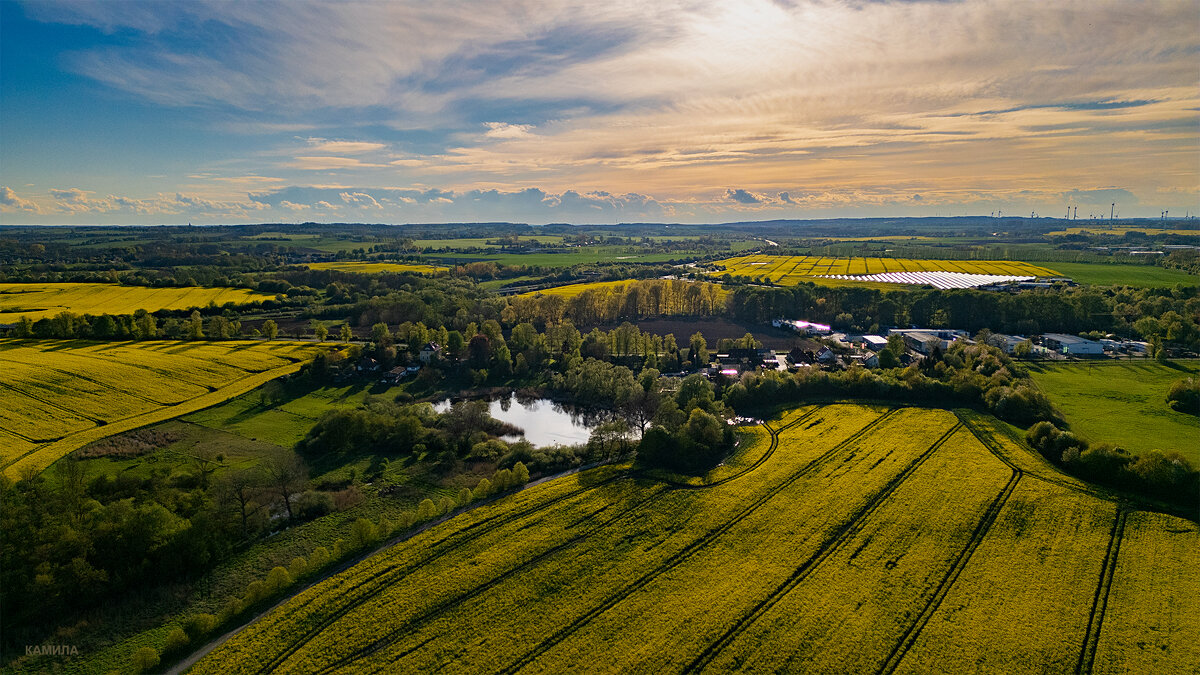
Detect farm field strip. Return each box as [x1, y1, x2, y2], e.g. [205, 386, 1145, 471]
[710, 254, 1059, 287]
[302, 482, 676, 672]
[891, 480, 1120, 675]
[0, 340, 324, 477]
[215, 468, 634, 675]
[1091, 510, 1200, 674]
[1077, 511, 1128, 674]
[698, 426, 1014, 674]
[0, 282, 278, 322]
[536, 420, 967, 675]
[484, 410, 906, 670]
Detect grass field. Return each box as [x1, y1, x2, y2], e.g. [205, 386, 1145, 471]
[0, 283, 279, 323]
[429, 246, 689, 268]
[0, 339, 327, 477]
[304, 261, 448, 275]
[1040, 262, 1198, 287]
[709, 254, 1059, 286]
[190, 403, 1197, 674]
[1028, 360, 1200, 463]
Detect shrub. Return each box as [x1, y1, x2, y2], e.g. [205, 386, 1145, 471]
[416, 498, 438, 521]
[473, 478, 492, 500]
[1167, 377, 1200, 415]
[162, 626, 190, 655]
[512, 461, 530, 485]
[350, 518, 379, 549]
[181, 613, 218, 640]
[132, 647, 159, 673]
[307, 546, 331, 572]
[296, 490, 335, 520]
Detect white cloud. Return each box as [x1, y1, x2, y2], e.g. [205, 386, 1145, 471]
[304, 137, 387, 154]
[287, 156, 388, 170]
[0, 186, 41, 212]
[483, 122, 534, 139]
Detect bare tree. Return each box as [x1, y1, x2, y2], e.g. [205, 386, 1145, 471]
[262, 452, 308, 522]
[218, 468, 264, 539]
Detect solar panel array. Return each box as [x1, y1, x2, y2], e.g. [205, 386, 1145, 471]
[816, 271, 1035, 290]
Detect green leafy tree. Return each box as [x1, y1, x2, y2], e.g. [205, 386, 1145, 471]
[262, 319, 278, 340]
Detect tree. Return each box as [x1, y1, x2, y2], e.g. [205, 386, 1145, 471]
[262, 319, 278, 340]
[187, 310, 205, 340]
[339, 323, 353, 342]
[219, 468, 264, 539]
[312, 320, 328, 342]
[370, 322, 392, 346]
[689, 332, 709, 366]
[263, 452, 308, 522]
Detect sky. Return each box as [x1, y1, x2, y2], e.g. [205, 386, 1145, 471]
[1, 0, 1197, 225]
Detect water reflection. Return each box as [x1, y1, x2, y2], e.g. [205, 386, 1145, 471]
[433, 393, 616, 447]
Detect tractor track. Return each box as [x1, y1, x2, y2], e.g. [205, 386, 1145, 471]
[684, 422, 963, 673]
[493, 408, 902, 675]
[874, 465, 1023, 675]
[1076, 509, 1128, 675]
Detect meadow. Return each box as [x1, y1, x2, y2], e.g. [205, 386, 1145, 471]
[1040, 262, 1198, 288]
[0, 339, 326, 477]
[0, 283, 279, 322]
[1027, 360, 1200, 463]
[191, 404, 1197, 674]
[304, 261, 448, 275]
[710, 255, 1059, 286]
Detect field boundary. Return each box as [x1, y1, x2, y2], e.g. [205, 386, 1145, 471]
[1076, 509, 1128, 675]
[685, 422, 963, 672]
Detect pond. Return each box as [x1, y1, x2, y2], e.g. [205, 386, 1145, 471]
[433, 394, 616, 447]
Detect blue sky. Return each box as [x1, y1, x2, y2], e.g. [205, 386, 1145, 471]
[2, 0, 1197, 225]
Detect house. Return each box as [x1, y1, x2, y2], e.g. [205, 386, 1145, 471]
[787, 347, 816, 366]
[1042, 333, 1103, 356]
[419, 342, 441, 363]
[815, 346, 837, 364]
[356, 357, 380, 373]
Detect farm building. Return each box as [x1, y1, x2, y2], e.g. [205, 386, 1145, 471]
[862, 335, 889, 351]
[1042, 333, 1103, 355]
[988, 334, 1028, 354]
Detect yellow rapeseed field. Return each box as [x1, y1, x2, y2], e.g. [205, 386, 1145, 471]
[0, 339, 326, 477]
[0, 283, 278, 323]
[188, 403, 1197, 674]
[305, 261, 448, 274]
[709, 254, 1059, 285]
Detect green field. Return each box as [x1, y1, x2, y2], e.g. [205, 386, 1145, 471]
[1028, 360, 1200, 463]
[0, 283, 279, 322]
[431, 246, 689, 268]
[1042, 262, 1198, 288]
[0, 339, 327, 477]
[192, 404, 1198, 674]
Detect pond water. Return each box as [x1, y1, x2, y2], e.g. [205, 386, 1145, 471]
[433, 394, 613, 447]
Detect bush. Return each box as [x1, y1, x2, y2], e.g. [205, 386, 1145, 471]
[264, 566, 292, 595]
[416, 498, 438, 521]
[473, 479, 492, 500]
[162, 626, 190, 655]
[350, 518, 380, 549]
[133, 646, 160, 673]
[1167, 377, 1200, 415]
[181, 613, 218, 640]
[296, 491, 335, 520]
